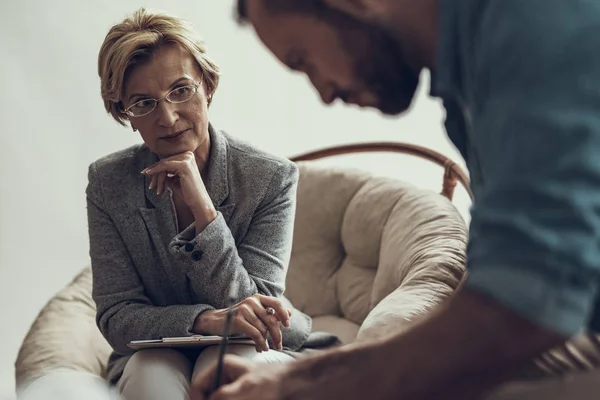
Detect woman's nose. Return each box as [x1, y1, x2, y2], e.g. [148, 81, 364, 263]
[155, 100, 179, 127]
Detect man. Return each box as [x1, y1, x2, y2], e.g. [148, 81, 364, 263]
[192, 0, 600, 398]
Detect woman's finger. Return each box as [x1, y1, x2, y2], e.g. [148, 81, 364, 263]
[240, 305, 269, 339]
[141, 152, 187, 173]
[143, 160, 186, 177]
[142, 151, 195, 173]
[253, 294, 290, 327]
[148, 174, 158, 191]
[233, 317, 268, 352]
[251, 305, 283, 350]
[156, 171, 168, 195]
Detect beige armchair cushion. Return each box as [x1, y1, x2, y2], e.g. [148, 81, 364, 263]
[15, 268, 112, 388]
[285, 163, 468, 342]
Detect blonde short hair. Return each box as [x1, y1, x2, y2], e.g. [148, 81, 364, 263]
[98, 8, 220, 126]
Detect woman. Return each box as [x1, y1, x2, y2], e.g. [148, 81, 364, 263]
[89, 8, 311, 399]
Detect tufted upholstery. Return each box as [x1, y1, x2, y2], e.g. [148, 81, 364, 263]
[286, 163, 467, 343]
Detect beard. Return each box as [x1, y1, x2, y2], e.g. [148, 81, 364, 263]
[337, 15, 420, 115]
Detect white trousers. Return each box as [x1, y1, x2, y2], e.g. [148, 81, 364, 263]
[17, 344, 293, 400]
[117, 344, 294, 400]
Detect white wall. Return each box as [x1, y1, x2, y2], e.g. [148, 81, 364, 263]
[0, 0, 469, 396]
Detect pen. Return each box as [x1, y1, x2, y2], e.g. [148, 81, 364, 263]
[212, 278, 239, 393]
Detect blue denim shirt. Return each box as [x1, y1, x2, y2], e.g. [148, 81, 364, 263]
[432, 0, 600, 335]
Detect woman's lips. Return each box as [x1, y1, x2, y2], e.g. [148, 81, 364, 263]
[161, 129, 189, 141]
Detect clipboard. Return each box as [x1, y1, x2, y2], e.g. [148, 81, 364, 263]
[127, 335, 254, 350]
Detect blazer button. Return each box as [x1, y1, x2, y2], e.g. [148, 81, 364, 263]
[184, 243, 194, 252]
[191, 251, 203, 261]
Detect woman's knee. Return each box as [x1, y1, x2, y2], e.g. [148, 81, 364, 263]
[194, 344, 257, 369]
[119, 349, 192, 400]
[125, 348, 191, 372]
[192, 345, 293, 380]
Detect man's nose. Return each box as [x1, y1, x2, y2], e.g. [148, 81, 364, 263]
[308, 75, 337, 105]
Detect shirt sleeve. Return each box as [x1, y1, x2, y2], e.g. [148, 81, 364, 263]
[464, 0, 600, 336]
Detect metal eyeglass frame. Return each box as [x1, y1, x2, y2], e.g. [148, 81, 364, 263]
[121, 81, 203, 118]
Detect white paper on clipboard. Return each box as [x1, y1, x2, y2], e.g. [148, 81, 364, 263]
[127, 335, 254, 350]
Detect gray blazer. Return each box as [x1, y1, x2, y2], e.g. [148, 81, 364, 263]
[86, 125, 311, 383]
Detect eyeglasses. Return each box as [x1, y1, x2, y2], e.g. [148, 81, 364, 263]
[122, 81, 203, 118]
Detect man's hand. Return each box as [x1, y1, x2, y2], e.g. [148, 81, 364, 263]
[189, 290, 566, 400]
[189, 355, 286, 400]
[189, 343, 397, 400]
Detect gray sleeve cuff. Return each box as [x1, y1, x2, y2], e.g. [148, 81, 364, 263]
[170, 212, 234, 267]
[180, 303, 215, 335]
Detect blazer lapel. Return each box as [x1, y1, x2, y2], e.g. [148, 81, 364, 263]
[205, 124, 236, 218]
[139, 151, 192, 305]
[217, 203, 236, 225]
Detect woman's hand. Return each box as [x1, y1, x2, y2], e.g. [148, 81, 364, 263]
[194, 294, 293, 352]
[142, 151, 216, 231]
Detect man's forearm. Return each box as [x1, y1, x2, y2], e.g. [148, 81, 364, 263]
[377, 289, 567, 398]
[282, 289, 567, 400]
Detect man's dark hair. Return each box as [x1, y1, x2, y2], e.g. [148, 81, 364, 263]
[235, 0, 418, 115]
[236, 0, 248, 22]
[236, 0, 333, 24]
